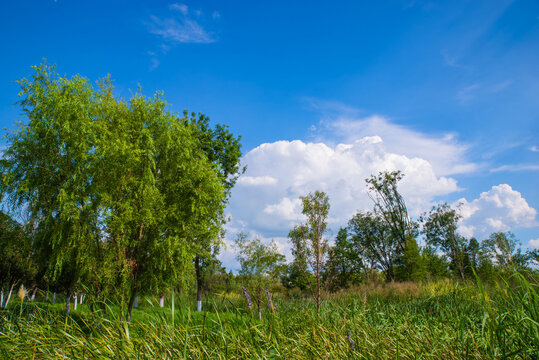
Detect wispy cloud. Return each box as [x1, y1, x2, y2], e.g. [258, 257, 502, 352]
[148, 3, 217, 45]
[457, 83, 480, 102]
[145, 3, 218, 70]
[302, 97, 361, 116]
[441, 49, 469, 69]
[169, 3, 188, 15]
[149, 58, 160, 71]
[490, 164, 539, 173]
[529, 146, 539, 152]
[490, 80, 512, 93]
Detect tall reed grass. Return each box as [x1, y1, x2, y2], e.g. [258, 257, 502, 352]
[0, 275, 537, 359]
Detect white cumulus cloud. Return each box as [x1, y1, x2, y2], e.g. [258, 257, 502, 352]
[315, 115, 476, 176]
[227, 137, 459, 241]
[237, 176, 277, 186]
[528, 238, 539, 249]
[456, 184, 537, 239]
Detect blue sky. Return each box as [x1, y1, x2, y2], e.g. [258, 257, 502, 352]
[1, 0, 538, 268]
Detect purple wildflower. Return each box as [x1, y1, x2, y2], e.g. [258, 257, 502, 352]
[265, 285, 275, 312]
[242, 286, 252, 308]
[348, 330, 355, 352]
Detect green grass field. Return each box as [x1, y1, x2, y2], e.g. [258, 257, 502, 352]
[1, 275, 537, 359]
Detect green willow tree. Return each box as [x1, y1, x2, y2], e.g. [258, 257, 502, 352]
[1, 63, 102, 313]
[98, 91, 226, 319]
[1, 63, 231, 317]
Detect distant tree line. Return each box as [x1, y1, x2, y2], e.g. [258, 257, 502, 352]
[281, 171, 539, 297]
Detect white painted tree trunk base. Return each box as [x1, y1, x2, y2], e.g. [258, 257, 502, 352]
[66, 294, 71, 314]
[197, 300, 202, 312]
[159, 295, 164, 308]
[134, 295, 139, 308]
[3, 284, 14, 308]
[52, 292, 56, 304]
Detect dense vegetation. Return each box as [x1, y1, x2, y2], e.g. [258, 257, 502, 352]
[1, 275, 538, 359]
[1, 64, 538, 358]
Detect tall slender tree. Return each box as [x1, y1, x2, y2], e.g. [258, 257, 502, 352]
[365, 171, 421, 281]
[301, 190, 330, 313]
[366, 171, 416, 253]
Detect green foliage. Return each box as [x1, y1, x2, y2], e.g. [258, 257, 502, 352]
[395, 237, 426, 281]
[235, 232, 286, 316]
[185, 111, 244, 195]
[481, 232, 525, 271]
[1, 63, 104, 299]
[281, 225, 313, 291]
[0, 62, 233, 315]
[347, 211, 397, 282]
[421, 203, 468, 279]
[325, 228, 364, 291]
[366, 171, 417, 252]
[0, 211, 36, 302]
[422, 245, 450, 279]
[185, 110, 243, 310]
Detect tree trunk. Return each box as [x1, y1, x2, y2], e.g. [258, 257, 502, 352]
[3, 283, 15, 308]
[386, 267, 395, 282]
[316, 249, 321, 314]
[80, 294, 84, 305]
[73, 293, 78, 311]
[30, 287, 37, 302]
[257, 300, 261, 320]
[195, 255, 203, 312]
[159, 295, 164, 308]
[52, 292, 56, 304]
[66, 291, 72, 314]
[127, 287, 137, 321]
[459, 266, 465, 281]
[128, 260, 140, 321]
[133, 295, 138, 309]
